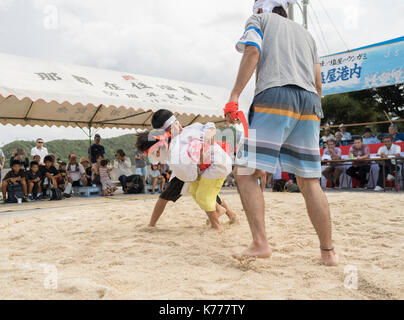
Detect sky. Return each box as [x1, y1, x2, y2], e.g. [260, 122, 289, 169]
[0, 0, 403, 146]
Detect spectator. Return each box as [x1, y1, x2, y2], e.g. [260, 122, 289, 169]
[388, 124, 404, 142]
[337, 124, 352, 141]
[335, 132, 345, 147]
[10, 148, 29, 170]
[32, 155, 41, 164]
[346, 137, 371, 188]
[57, 162, 69, 193]
[26, 161, 43, 200]
[91, 154, 103, 185]
[134, 150, 147, 186]
[66, 154, 87, 188]
[114, 149, 136, 193]
[0, 147, 5, 185]
[321, 139, 344, 188]
[362, 128, 380, 144]
[88, 134, 105, 164]
[80, 157, 92, 186]
[100, 159, 117, 196]
[321, 127, 335, 144]
[31, 138, 48, 164]
[149, 164, 165, 194]
[2, 160, 28, 203]
[374, 135, 401, 191]
[39, 155, 61, 197]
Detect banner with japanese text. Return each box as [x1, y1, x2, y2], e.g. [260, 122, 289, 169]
[321, 36, 404, 96]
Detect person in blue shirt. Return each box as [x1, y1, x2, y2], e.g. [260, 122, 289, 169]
[389, 124, 404, 142]
[362, 128, 380, 144]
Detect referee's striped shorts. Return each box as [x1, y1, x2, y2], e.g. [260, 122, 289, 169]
[236, 85, 324, 179]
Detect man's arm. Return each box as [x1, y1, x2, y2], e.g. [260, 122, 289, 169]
[315, 63, 322, 99]
[229, 45, 260, 103]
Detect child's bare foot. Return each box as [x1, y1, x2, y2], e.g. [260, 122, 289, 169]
[232, 242, 272, 261]
[225, 209, 238, 224]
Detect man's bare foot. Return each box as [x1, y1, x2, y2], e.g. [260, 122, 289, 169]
[211, 223, 224, 232]
[232, 242, 272, 261]
[321, 249, 339, 266]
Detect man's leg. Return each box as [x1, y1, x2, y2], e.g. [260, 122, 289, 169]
[376, 164, 384, 187]
[334, 167, 344, 186]
[119, 175, 128, 192]
[322, 166, 333, 185]
[234, 166, 271, 259]
[295, 176, 338, 266]
[359, 165, 370, 187]
[81, 176, 88, 187]
[259, 171, 267, 193]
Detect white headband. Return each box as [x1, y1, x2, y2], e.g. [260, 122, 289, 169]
[161, 115, 177, 130]
[253, 0, 297, 14]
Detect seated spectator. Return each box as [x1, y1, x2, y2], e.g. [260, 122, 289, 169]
[321, 127, 335, 145]
[362, 128, 380, 144]
[114, 149, 136, 193]
[2, 160, 28, 203]
[321, 139, 344, 188]
[26, 161, 43, 201]
[39, 155, 61, 197]
[66, 154, 87, 188]
[10, 149, 29, 170]
[346, 137, 371, 188]
[335, 132, 345, 147]
[374, 135, 402, 191]
[388, 124, 404, 142]
[149, 164, 165, 194]
[337, 124, 352, 141]
[80, 157, 92, 186]
[57, 162, 68, 193]
[91, 154, 103, 185]
[31, 138, 48, 165]
[134, 150, 147, 186]
[100, 159, 116, 196]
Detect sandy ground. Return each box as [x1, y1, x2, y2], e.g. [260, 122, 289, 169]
[0, 190, 403, 300]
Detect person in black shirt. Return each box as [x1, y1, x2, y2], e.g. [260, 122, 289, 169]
[26, 161, 42, 200]
[40, 155, 61, 196]
[10, 148, 29, 170]
[88, 134, 105, 164]
[57, 162, 68, 191]
[2, 160, 28, 202]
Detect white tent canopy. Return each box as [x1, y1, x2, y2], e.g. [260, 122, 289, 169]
[0, 52, 240, 130]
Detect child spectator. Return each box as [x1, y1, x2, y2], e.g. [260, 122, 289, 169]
[57, 162, 69, 194]
[26, 161, 43, 200]
[100, 159, 116, 196]
[150, 164, 165, 194]
[91, 154, 103, 185]
[39, 155, 60, 198]
[80, 157, 92, 186]
[2, 160, 28, 203]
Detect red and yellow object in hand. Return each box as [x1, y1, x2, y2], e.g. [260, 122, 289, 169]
[223, 102, 249, 138]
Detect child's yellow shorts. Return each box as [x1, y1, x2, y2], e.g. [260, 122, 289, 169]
[189, 176, 225, 212]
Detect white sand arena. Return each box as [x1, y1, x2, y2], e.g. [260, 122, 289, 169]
[0, 190, 403, 300]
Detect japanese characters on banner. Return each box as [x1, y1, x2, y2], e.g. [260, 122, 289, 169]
[320, 36, 404, 96]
